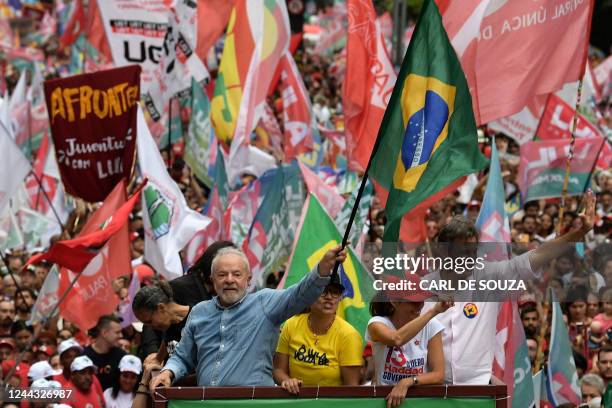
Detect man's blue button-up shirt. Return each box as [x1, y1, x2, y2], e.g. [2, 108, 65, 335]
[163, 267, 330, 386]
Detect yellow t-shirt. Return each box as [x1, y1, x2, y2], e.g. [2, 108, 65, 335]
[276, 313, 363, 386]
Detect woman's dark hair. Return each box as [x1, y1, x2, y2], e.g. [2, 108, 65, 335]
[10, 320, 33, 336]
[369, 292, 396, 317]
[110, 371, 139, 399]
[188, 240, 236, 285]
[131, 280, 174, 314]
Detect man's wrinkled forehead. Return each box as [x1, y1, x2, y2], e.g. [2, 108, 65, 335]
[213, 254, 250, 275]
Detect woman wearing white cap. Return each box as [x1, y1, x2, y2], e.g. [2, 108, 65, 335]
[103, 355, 142, 408]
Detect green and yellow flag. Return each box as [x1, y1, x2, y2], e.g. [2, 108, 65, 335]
[369, 0, 488, 242]
[282, 195, 373, 338]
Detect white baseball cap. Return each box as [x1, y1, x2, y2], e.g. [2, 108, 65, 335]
[31, 378, 62, 389]
[118, 355, 142, 375]
[28, 361, 62, 381]
[70, 356, 96, 373]
[58, 338, 83, 356]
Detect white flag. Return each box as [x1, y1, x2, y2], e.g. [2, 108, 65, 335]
[0, 122, 31, 215]
[137, 107, 211, 279]
[28, 266, 60, 325]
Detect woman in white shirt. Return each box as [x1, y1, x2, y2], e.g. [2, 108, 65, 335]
[366, 292, 452, 408]
[103, 355, 141, 408]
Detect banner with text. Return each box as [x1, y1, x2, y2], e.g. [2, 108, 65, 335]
[44, 65, 140, 202]
[536, 94, 612, 169]
[97, 0, 177, 94]
[518, 137, 603, 202]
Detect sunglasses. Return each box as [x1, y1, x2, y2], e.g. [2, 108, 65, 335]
[321, 289, 343, 299]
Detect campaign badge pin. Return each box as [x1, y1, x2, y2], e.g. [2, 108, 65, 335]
[463, 303, 478, 319]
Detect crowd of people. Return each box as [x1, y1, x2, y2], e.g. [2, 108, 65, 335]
[0, 1, 611, 408]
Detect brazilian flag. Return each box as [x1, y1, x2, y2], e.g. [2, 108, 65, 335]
[283, 195, 374, 339]
[369, 0, 488, 242]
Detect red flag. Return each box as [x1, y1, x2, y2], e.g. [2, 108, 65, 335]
[399, 177, 465, 243]
[492, 301, 518, 406]
[25, 179, 146, 272]
[536, 94, 611, 169]
[343, 0, 396, 172]
[60, 0, 86, 49]
[85, 0, 113, 62]
[280, 53, 314, 161]
[195, 0, 235, 64]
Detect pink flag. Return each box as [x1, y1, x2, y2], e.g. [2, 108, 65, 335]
[184, 194, 224, 267]
[343, 0, 396, 172]
[536, 94, 611, 169]
[439, 0, 594, 124]
[298, 161, 345, 218]
[228, 0, 290, 183]
[279, 53, 314, 161]
[593, 55, 611, 100]
[487, 95, 548, 146]
[492, 301, 535, 408]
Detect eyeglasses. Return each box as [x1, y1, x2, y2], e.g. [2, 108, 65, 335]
[321, 290, 342, 299]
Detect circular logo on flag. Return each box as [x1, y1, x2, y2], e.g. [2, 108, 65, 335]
[463, 303, 478, 319]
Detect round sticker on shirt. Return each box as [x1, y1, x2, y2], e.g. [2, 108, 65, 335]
[463, 303, 478, 319]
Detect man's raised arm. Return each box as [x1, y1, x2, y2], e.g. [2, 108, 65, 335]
[263, 245, 347, 325]
[529, 190, 596, 272]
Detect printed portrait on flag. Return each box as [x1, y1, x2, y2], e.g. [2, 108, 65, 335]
[43, 65, 141, 202]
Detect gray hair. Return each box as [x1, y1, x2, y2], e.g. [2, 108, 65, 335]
[211, 247, 250, 276]
[3, 275, 20, 284]
[132, 280, 173, 313]
[581, 373, 605, 394]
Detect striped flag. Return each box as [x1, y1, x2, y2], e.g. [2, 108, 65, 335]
[547, 289, 582, 405]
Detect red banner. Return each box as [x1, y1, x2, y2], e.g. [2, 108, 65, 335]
[536, 94, 611, 169]
[59, 180, 132, 330]
[44, 65, 141, 202]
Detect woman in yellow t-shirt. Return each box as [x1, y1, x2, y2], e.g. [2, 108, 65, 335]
[273, 275, 363, 393]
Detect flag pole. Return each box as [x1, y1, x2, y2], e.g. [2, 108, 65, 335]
[29, 170, 65, 231]
[533, 289, 551, 373]
[556, 79, 583, 235]
[332, 165, 374, 274]
[166, 97, 173, 167]
[27, 100, 33, 162]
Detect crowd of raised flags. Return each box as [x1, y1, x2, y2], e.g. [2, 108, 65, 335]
[0, 0, 610, 407]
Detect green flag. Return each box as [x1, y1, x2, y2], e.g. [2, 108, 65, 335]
[184, 78, 213, 187]
[369, 0, 487, 242]
[283, 195, 374, 338]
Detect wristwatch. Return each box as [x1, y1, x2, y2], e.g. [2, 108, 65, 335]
[413, 376, 419, 386]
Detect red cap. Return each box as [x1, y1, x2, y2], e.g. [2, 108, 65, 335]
[467, 200, 481, 209]
[1, 360, 30, 387]
[0, 338, 15, 349]
[33, 344, 56, 357]
[135, 264, 155, 283]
